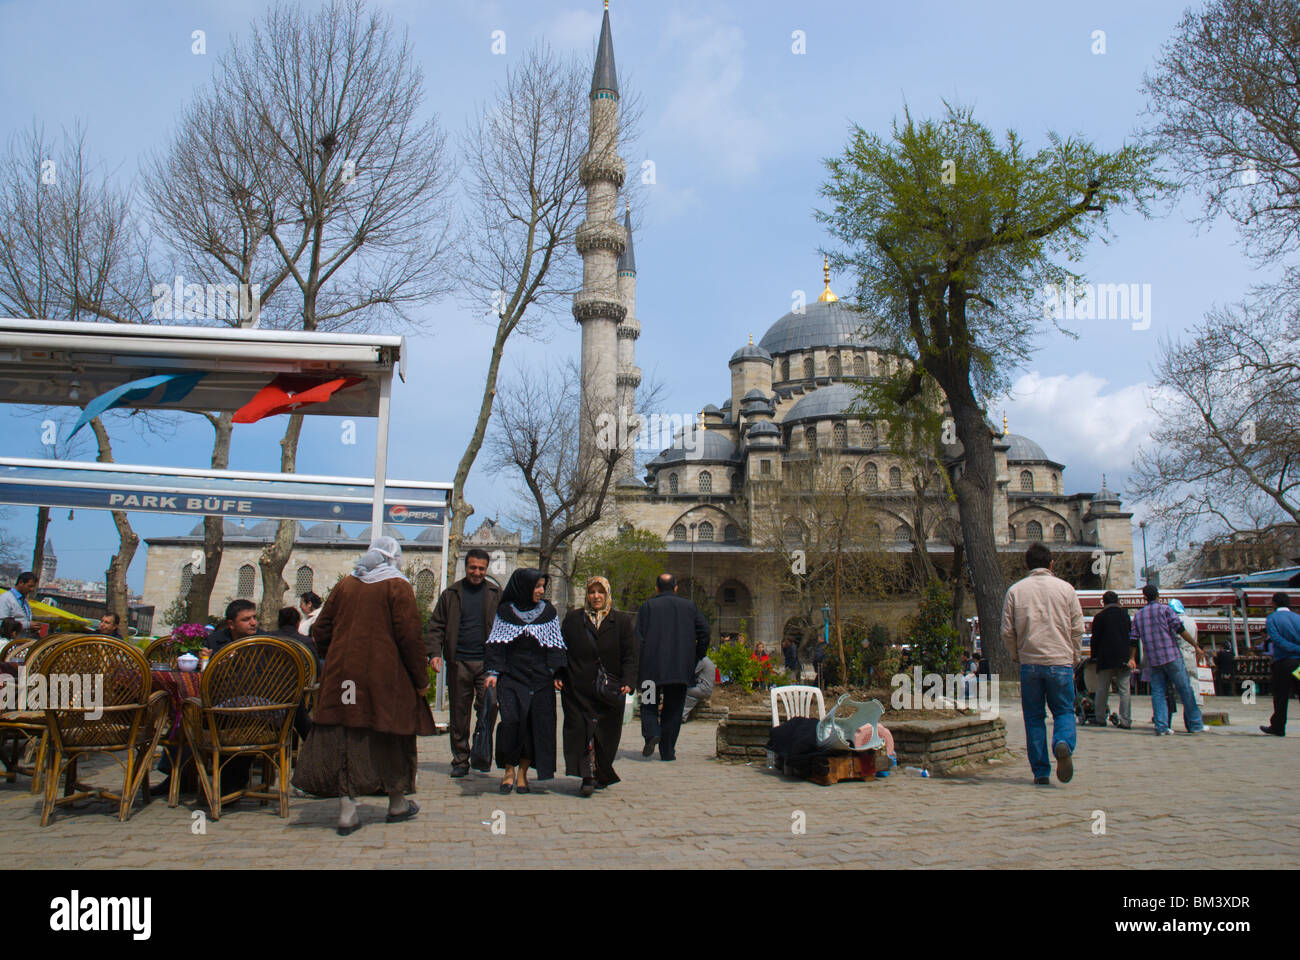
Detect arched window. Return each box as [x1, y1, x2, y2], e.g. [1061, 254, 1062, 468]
[828, 354, 842, 377]
[699, 470, 712, 493]
[415, 569, 436, 595]
[832, 422, 847, 446]
[730, 472, 742, 493]
[1009, 524, 1017, 541]
[889, 466, 903, 489]
[840, 466, 853, 486]
[1026, 520, 1043, 541]
[180, 562, 194, 596]
[668, 473, 678, 494]
[1052, 473, 1061, 494]
[865, 463, 879, 489]
[295, 564, 314, 595]
[237, 564, 256, 599]
[1020, 470, 1034, 492]
[894, 523, 913, 543]
[724, 524, 740, 542]
[803, 356, 814, 379]
[781, 358, 790, 381]
[868, 522, 882, 541]
[863, 421, 877, 443]
[672, 524, 687, 541]
[805, 426, 817, 449]
[854, 355, 866, 377]
[698, 521, 714, 542]
[1053, 523, 1067, 543]
[782, 518, 803, 545]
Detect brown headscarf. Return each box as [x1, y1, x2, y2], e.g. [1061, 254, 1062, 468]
[585, 576, 613, 630]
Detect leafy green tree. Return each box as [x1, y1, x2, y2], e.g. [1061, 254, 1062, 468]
[904, 580, 962, 676]
[573, 527, 666, 613]
[820, 103, 1166, 672]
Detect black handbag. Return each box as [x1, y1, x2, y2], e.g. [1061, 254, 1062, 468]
[469, 683, 497, 771]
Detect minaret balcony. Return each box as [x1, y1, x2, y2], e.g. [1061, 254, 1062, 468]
[572, 290, 627, 323]
[575, 219, 627, 256]
[617, 317, 641, 339]
[579, 152, 627, 189]
[617, 366, 642, 388]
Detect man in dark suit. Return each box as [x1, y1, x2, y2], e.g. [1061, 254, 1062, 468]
[635, 573, 710, 761]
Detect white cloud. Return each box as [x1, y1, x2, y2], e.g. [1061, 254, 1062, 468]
[994, 372, 1159, 491]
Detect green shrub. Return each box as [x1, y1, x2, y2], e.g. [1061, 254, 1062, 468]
[712, 640, 761, 691]
[903, 580, 962, 676]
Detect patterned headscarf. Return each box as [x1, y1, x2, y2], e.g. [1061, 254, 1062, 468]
[353, 535, 407, 583]
[585, 576, 612, 629]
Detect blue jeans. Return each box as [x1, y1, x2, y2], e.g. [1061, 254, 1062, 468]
[1149, 659, 1203, 733]
[1020, 664, 1076, 779]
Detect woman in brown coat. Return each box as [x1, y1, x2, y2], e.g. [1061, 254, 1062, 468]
[292, 536, 433, 835]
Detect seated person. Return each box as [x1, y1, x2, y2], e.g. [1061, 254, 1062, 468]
[96, 611, 123, 639]
[682, 654, 717, 721]
[209, 599, 260, 653]
[273, 606, 320, 667]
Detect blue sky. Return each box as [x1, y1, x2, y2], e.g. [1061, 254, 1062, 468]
[0, 0, 1270, 588]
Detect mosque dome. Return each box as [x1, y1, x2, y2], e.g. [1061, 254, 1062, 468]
[729, 342, 773, 365]
[783, 382, 862, 424]
[1003, 434, 1051, 462]
[648, 425, 741, 465]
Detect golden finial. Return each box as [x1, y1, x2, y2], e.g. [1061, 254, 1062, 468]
[604, 0, 609, 8]
[748, 333, 753, 345]
[817, 255, 838, 303]
[1002, 411, 1008, 435]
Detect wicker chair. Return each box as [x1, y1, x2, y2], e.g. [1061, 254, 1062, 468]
[181, 636, 308, 819]
[36, 636, 170, 826]
[144, 635, 186, 669]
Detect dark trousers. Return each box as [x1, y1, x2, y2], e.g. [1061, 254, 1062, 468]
[1215, 673, 1233, 696]
[1269, 658, 1300, 734]
[447, 658, 486, 766]
[640, 683, 687, 759]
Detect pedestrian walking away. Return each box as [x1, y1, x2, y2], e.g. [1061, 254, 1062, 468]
[560, 576, 636, 796]
[1091, 590, 1135, 729]
[485, 569, 566, 793]
[425, 547, 501, 778]
[1129, 584, 1205, 735]
[1001, 543, 1084, 785]
[636, 573, 710, 761]
[1259, 593, 1300, 737]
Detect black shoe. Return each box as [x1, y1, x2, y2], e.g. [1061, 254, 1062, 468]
[580, 779, 595, 798]
[1109, 713, 1121, 728]
[1054, 741, 1073, 783]
[642, 736, 659, 757]
[1034, 777, 1051, 785]
[449, 763, 469, 778]
[385, 800, 419, 824]
[516, 782, 530, 794]
[1260, 725, 1285, 737]
[336, 818, 361, 837]
[660, 752, 676, 762]
[498, 780, 514, 794]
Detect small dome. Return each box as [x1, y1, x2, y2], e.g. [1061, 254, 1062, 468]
[783, 382, 861, 424]
[415, 526, 445, 543]
[247, 519, 308, 539]
[742, 388, 769, 401]
[651, 425, 740, 465]
[1004, 433, 1050, 462]
[355, 524, 407, 541]
[720, 398, 732, 410]
[702, 403, 721, 414]
[747, 420, 781, 438]
[304, 522, 348, 539]
[188, 518, 248, 537]
[729, 342, 773, 365]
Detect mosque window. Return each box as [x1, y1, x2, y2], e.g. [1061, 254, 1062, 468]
[868, 522, 882, 541]
[782, 518, 803, 545]
[180, 563, 194, 596]
[1020, 470, 1034, 492]
[889, 466, 902, 489]
[832, 422, 847, 446]
[863, 421, 877, 443]
[865, 463, 878, 489]
[724, 524, 740, 542]
[781, 358, 790, 381]
[805, 426, 817, 449]
[668, 473, 679, 494]
[1053, 523, 1067, 543]
[1026, 520, 1043, 541]
[730, 472, 742, 493]
[894, 524, 912, 543]
[803, 356, 814, 379]
[854, 355, 866, 378]
[672, 524, 687, 541]
[1052, 473, 1061, 494]
[760, 459, 772, 475]
[829, 354, 842, 377]
[415, 569, 436, 595]
[295, 565, 314, 595]
[840, 466, 853, 486]
[1009, 524, 1017, 541]
[698, 521, 714, 542]
[699, 470, 712, 493]
[237, 564, 256, 598]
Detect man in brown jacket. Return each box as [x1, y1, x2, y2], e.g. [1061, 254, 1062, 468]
[426, 548, 502, 777]
[1001, 542, 1084, 786]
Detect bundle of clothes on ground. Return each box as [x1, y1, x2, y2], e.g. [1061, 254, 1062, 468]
[766, 695, 897, 779]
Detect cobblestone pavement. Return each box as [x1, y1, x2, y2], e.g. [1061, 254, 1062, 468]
[4, 695, 1297, 869]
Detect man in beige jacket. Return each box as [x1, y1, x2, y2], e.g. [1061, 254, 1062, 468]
[1001, 543, 1084, 785]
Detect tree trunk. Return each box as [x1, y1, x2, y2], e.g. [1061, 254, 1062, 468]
[949, 540, 968, 637]
[186, 412, 234, 623]
[90, 418, 138, 629]
[257, 413, 304, 624]
[948, 401, 1009, 674]
[31, 506, 50, 581]
[834, 540, 847, 682]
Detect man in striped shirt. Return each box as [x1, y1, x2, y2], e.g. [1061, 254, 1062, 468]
[1129, 584, 1204, 735]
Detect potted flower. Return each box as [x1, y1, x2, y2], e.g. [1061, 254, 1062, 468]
[171, 623, 208, 655]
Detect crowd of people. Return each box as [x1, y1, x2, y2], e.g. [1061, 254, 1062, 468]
[1001, 541, 1300, 786]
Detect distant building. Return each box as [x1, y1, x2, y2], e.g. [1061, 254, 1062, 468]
[40, 539, 56, 582]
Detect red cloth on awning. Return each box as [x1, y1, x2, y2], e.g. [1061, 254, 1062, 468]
[233, 374, 362, 423]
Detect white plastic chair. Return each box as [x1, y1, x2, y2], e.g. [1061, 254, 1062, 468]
[771, 685, 826, 726]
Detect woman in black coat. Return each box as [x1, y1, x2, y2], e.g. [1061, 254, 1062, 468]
[485, 568, 565, 794]
[560, 576, 637, 797]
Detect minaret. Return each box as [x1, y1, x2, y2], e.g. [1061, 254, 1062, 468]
[574, 1, 627, 481]
[616, 201, 641, 479]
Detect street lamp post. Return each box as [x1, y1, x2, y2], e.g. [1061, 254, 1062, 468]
[1139, 520, 1149, 585]
[689, 522, 698, 605]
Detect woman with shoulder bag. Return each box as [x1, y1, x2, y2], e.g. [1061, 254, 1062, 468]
[560, 576, 637, 797]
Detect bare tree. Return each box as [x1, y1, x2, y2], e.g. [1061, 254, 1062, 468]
[1131, 303, 1300, 544]
[146, 0, 457, 622]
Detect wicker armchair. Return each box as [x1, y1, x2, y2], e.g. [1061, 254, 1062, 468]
[180, 636, 309, 819]
[144, 635, 186, 669]
[36, 636, 170, 826]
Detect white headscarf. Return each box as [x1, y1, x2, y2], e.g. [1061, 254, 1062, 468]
[353, 535, 408, 584]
